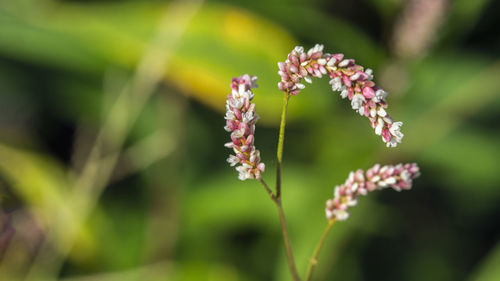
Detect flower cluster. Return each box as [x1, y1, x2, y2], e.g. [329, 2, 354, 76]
[278, 44, 404, 147]
[325, 163, 420, 221]
[224, 74, 265, 180]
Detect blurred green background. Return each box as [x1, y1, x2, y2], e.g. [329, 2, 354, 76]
[0, 0, 499, 280]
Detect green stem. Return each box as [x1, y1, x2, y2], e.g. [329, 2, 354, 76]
[266, 92, 300, 281]
[305, 219, 336, 281]
[258, 178, 276, 202]
[276, 93, 290, 199]
[258, 92, 301, 280]
[276, 199, 301, 281]
[258, 179, 300, 281]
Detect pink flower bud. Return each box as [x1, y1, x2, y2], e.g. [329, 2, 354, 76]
[362, 87, 375, 98]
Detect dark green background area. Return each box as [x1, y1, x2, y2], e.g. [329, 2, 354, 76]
[0, 0, 499, 280]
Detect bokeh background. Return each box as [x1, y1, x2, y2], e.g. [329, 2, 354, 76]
[0, 0, 499, 280]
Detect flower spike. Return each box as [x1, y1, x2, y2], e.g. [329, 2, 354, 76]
[278, 44, 404, 147]
[224, 74, 265, 180]
[325, 163, 420, 221]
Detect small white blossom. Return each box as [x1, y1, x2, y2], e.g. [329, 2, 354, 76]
[334, 209, 349, 221]
[386, 138, 399, 147]
[338, 59, 350, 67]
[227, 155, 239, 166]
[329, 77, 342, 91]
[365, 68, 374, 80]
[317, 58, 327, 65]
[375, 118, 384, 135]
[377, 107, 387, 117]
[231, 128, 245, 139]
[373, 89, 388, 102]
[340, 88, 348, 99]
[350, 72, 360, 81]
[351, 94, 365, 110]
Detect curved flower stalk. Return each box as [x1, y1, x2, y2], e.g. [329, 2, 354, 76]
[325, 163, 420, 221]
[224, 74, 265, 181]
[278, 44, 404, 147]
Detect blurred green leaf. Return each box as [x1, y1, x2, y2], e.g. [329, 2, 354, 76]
[173, 262, 250, 281]
[401, 55, 500, 152]
[61, 261, 173, 281]
[468, 241, 500, 281]
[88, 204, 147, 270]
[442, 0, 491, 43]
[214, 0, 385, 66]
[0, 143, 101, 264]
[0, 13, 104, 72]
[0, 2, 344, 125]
[257, 5, 385, 66]
[365, 0, 404, 20]
[0, 143, 116, 268]
[419, 130, 500, 191]
[0, 143, 72, 223]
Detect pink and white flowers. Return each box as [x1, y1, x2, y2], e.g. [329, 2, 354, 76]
[223, 44, 422, 281]
[325, 163, 420, 221]
[278, 44, 404, 147]
[224, 74, 265, 180]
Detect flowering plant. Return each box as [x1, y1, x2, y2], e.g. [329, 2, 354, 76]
[224, 44, 420, 281]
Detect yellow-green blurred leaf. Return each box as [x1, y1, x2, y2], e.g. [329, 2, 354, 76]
[0, 2, 344, 125]
[0, 143, 72, 223]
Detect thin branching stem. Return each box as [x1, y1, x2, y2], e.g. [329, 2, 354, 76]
[258, 178, 276, 202]
[262, 93, 300, 281]
[258, 178, 300, 281]
[305, 218, 337, 281]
